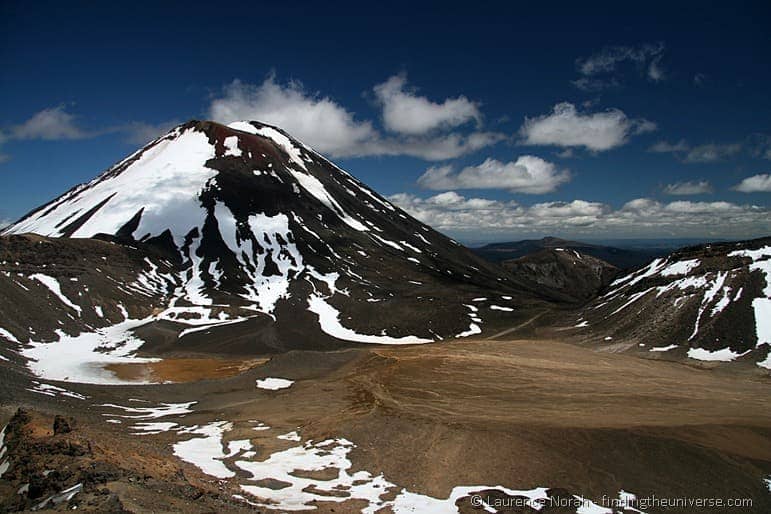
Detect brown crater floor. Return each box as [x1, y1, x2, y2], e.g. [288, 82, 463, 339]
[2, 338, 771, 513]
[104, 357, 268, 383]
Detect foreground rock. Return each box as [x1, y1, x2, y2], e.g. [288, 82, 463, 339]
[0, 408, 251, 513]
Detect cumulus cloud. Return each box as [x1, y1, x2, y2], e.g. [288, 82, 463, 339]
[389, 192, 769, 238]
[663, 180, 713, 195]
[12, 106, 90, 140]
[518, 102, 655, 152]
[733, 173, 771, 193]
[373, 74, 481, 135]
[209, 75, 502, 160]
[209, 76, 378, 157]
[417, 156, 570, 194]
[574, 43, 666, 90]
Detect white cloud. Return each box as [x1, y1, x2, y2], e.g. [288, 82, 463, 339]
[663, 180, 713, 195]
[363, 131, 506, 161]
[748, 134, 771, 160]
[373, 74, 481, 135]
[733, 174, 771, 193]
[572, 77, 620, 92]
[647, 57, 665, 82]
[518, 102, 655, 152]
[209, 76, 379, 157]
[649, 140, 689, 153]
[389, 192, 769, 239]
[578, 43, 664, 75]
[208, 75, 502, 160]
[574, 43, 666, 90]
[121, 120, 181, 145]
[684, 143, 742, 163]
[7, 107, 180, 150]
[12, 106, 89, 140]
[417, 156, 570, 194]
[0, 153, 9, 164]
[649, 140, 742, 163]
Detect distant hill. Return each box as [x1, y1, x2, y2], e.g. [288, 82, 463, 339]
[502, 248, 618, 303]
[474, 236, 666, 270]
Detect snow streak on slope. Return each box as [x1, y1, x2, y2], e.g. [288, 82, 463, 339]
[307, 293, 432, 344]
[29, 273, 82, 315]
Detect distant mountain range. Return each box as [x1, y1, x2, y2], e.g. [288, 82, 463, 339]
[473, 236, 669, 270]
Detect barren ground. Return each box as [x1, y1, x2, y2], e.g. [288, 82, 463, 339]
[2, 337, 771, 513]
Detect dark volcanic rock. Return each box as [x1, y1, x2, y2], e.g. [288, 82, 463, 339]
[502, 248, 618, 302]
[53, 415, 73, 435]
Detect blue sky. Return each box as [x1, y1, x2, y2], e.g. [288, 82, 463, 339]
[1, 1, 770, 243]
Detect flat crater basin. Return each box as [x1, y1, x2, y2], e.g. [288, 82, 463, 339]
[104, 357, 268, 383]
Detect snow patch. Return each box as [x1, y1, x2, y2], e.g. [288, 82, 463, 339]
[223, 135, 242, 157]
[22, 317, 161, 384]
[100, 402, 196, 419]
[27, 381, 88, 400]
[173, 421, 239, 479]
[256, 377, 294, 390]
[649, 345, 679, 352]
[660, 259, 700, 277]
[687, 347, 749, 362]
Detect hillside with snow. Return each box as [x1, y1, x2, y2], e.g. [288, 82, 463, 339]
[573, 237, 771, 369]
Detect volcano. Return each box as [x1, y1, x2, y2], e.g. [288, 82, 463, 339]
[0, 120, 550, 382]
